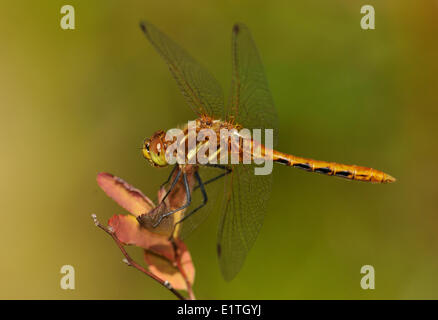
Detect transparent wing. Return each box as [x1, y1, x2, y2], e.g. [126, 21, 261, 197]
[217, 164, 273, 280]
[228, 23, 278, 145]
[140, 21, 225, 119]
[216, 23, 278, 280]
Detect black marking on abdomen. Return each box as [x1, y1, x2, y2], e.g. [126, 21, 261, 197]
[276, 158, 290, 165]
[335, 170, 352, 178]
[315, 167, 332, 174]
[293, 163, 312, 171]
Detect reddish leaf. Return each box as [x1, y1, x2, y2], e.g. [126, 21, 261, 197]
[109, 214, 195, 291]
[144, 240, 195, 291]
[108, 214, 175, 261]
[98, 171, 197, 292]
[97, 172, 155, 217]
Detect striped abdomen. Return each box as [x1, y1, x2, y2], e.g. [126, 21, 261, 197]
[272, 151, 396, 183]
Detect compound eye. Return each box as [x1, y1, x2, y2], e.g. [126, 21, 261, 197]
[145, 142, 150, 152]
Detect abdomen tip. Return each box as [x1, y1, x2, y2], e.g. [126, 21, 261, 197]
[385, 174, 396, 183]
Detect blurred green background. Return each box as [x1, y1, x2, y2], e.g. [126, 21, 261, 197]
[1, 0, 437, 299]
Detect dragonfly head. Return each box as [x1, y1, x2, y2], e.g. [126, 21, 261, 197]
[142, 130, 169, 167]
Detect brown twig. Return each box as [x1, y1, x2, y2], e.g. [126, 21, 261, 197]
[91, 214, 186, 300]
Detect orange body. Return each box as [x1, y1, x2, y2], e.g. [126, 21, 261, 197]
[272, 151, 395, 183]
[143, 116, 396, 184]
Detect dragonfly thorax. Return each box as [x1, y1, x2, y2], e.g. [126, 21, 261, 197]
[142, 116, 246, 167]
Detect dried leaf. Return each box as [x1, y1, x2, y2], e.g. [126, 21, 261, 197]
[144, 240, 195, 290]
[98, 171, 196, 292]
[97, 172, 154, 217]
[108, 214, 175, 261]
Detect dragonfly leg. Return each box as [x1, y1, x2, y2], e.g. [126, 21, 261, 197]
[154, 165, 231, 229]
[194, 164, 232, 190]
[137, 167, 181, 227]
[175, 170, 208, 225]
[160, 164, 178, 189]
[159, 166, 181, 204]
[153, 171, 192, 228]
[175, 165, 232, 227]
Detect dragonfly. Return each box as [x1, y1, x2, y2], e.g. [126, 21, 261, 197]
[136, 21, 396, 281]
